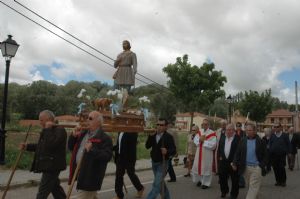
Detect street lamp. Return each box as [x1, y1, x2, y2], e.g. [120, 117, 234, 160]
[0, 35, 19, 164]
[226, 95, 233, 123]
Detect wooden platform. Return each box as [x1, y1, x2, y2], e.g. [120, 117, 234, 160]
[101, 111, 145, 132]
[58, 111, 150, 133]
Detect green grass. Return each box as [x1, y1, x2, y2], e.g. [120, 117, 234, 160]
[3, 126, 188, 170]
[136, 132, 187, 159]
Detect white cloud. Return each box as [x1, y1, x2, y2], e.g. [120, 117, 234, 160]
[31, 70, 44, 81]
[1, 0, 300, 104]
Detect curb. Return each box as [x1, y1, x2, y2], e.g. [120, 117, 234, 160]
[0, 166, 154, 191]
[0, 162, 184, 191]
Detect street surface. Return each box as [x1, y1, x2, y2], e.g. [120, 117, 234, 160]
[1, 166, 300, 199]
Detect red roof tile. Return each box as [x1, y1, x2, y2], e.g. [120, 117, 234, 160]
[267, 109, 293, 117]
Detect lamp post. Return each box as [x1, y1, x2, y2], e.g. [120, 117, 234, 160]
[0, 35, 19, 164]
[226, 95, 233, 123]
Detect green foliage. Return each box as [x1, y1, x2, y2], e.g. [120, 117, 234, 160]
[150, 91, 178, 122]
[137, 132, 188, 159]
[272, 97, 289, 110]
[0, 80, 113, 119]
[133, 84, 179, 121]
[162, 54, 227, 130]
[163, 55, 227, 112]
[289, 104, 296, 112]
[207, 97, 228, 119]
[239, 90, 273, 123]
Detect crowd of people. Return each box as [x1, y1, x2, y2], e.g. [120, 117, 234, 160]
[19, 109, 300, 199]
[20, 110, 178, 199]
[183, 119, 299, 199]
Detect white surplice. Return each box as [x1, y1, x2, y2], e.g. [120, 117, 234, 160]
[191, 128, 217, 186]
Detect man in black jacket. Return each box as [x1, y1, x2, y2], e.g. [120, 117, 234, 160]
[232, 123, 267, 199]
[218, 124, 240, 199]
[68, 111, 113, 199]
[287, 127, 298, 171]
[20, 110, 67, 199]
[113, 132, 144, 199]
[145, 118, 176, 199]
[269, 123, 291, 187]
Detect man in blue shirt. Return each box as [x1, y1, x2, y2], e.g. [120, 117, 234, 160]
[232, 123, 267, 199]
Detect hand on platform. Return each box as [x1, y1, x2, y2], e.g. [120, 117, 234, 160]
[45, 121, 55, 128]
[19, 143, 27, 150]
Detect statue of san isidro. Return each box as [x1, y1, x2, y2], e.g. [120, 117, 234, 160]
[113, 40, 137, 91]
[113, 40, 137, 110]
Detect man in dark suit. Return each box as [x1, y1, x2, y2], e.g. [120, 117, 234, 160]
[287, 127, 298, 171]
[270, 123, 291, 187]
[113, 132, 144, 199]
[218, 124, 240, 199]
[235, 122, 246, 188]
[21, 110, 67, 199]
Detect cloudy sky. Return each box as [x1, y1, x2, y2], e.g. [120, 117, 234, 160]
[1, 0, 300, 103]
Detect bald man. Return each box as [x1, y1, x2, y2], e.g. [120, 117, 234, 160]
[20, 110, 67, 199]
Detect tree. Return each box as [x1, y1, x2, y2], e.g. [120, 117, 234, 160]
[163, 54, 227, 131]
[150, 91, 178, 122]
[271, 97, 289, 110]
[239, 90, 273, 123]
[208, 97, 228, 119]
[16, 81, 59, 119]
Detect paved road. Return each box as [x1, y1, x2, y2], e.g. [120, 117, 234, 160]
[1, 166, 300, 199]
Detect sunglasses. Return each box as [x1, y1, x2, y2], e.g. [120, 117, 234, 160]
[274, 126, 280, 128]
[157, 124, 165, 126]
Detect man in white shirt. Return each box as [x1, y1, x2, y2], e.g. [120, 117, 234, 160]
[218, 124, 240, 199]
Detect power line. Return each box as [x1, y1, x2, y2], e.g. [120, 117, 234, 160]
[0, 1, 164, 89]
[14, 0, 114, 62]
[13, 0, 169, 91]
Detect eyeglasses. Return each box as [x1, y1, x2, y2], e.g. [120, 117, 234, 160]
[88, 117, 93, 121]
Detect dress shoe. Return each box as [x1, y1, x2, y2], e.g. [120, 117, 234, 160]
[167, 179, 176, 182]
[196, 181, 202, 187]
[221, 193, 227, 198]
[275, 182, 280, 186]
[184, 173, 191, 177]
[136, 187, 145, 198]
[201, 185, 209, 189]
